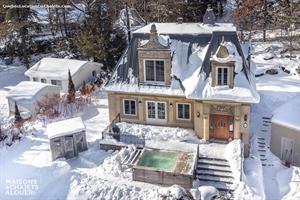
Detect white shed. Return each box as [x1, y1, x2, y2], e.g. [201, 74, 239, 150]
[47, 117, 87, 160]
[270, 97, 300, 166]
[25, 57, 103, 92]
[6, 81, 60, 116]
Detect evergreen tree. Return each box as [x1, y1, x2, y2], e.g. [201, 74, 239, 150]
[14, 102, 22, 122]
[67, 69, 76, 103]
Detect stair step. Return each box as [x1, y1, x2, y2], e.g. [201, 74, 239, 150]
[196, 170, 233, 179]
[199, 156, 228, 162]
[261, 158, 267, 161]
[261, 130, 268, 132]
[258, 142, 266, 145]
[197, 166, 231, 173]
[262, 117, 271, 120]
[197, 169, 233, 178]
[260, 154, 266, 157]
[257, 137, 265, 140]
[258, 149, 266, 152]
[263, 124, 269, 127]
[258, 145, 265, 148]
[198, 180, 235, 191]
[197, 175, 234, 184]
[263, 120, 272, 124]
[198, 160, 230, 167]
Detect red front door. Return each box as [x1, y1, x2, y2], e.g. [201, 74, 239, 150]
[212, 115, 231, 140]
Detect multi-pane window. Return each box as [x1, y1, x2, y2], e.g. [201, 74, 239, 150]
[51, 80, 62, 87]
[145, 60, 165, 82]
[146, 101, 166, 121]
[177, 103, 191, 120]
[217, 67, 228, 86]
[41, 78, 47, 83]
[32, 77, 38, 82]
[123, 99, 136, 115]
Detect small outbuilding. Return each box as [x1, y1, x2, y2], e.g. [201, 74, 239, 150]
[270, 97, 300, 167]
[6, 81, 60, 116]
[25, 57, 103, 92]
[47, 117, 87, 160]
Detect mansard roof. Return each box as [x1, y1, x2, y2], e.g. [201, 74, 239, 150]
[105, 23, 259, 104]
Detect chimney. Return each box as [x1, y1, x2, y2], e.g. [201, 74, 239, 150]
[177, 17, 183, 24]
[203, 5, 216, 25]
[149, 24, 158, 43]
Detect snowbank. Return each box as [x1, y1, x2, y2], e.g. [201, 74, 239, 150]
[272, 96, 300, 131]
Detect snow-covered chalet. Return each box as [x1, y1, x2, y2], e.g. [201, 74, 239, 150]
[105, 11, 259, 156]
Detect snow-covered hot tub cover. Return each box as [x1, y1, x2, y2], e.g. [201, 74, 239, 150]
[47, 117, 86, 139]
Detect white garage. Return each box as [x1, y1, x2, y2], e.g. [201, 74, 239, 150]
[25, 57, 103, 92]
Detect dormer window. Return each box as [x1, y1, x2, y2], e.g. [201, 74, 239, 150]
[145, 60, 165, 82]
[138, 24, 171, 85]
[217, 66, 229, 86]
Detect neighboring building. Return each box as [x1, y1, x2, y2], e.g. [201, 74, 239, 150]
[25, 58, 103, 92]
[271, 97, 300, 166]
[6, 81, 60, 116]
[104, 18, 259, 156]
[47, 117, 87, 161]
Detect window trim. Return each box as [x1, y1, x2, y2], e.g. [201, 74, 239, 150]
[122, 99, 137, 116]
[145, 100, 167, 123]
[41, 78, 47, 83]
[51, 79, 62, 87]
[216, 66, 229, 86]
[143, 59, 165, 83]
[176, 103, 191, 120]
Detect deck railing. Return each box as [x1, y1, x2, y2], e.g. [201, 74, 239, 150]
[101, 113, 121, 139]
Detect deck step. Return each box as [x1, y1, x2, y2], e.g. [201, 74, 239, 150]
[197, 175, 234, 184]
[263, 124, 269, 127]
[263, 120, 272, 124]
[257, 137, 265, 140]
[198, 180, 235, 191]
[258, 142, 266, 145]
[198, 156, 228, 162]
[197, 166, 232, 175]
[197, 166, 232, 173]
[198, 160, 230, 167]
[196, 169, 233, 178]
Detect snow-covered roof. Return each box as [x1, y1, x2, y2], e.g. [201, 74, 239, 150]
[272, 97, 300, 131]
[47, 117, 86, 139]
[6, 81, 60, 102]
[106, 23, 259, 104]
[133, 23, 236, 35]
[25, 58, 102, 80]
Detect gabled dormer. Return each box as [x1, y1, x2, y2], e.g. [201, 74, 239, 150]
[137, 24, 171, 85]
[210, 39, 235, 89]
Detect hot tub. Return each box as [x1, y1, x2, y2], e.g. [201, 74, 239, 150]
[132, 148, 197, 188]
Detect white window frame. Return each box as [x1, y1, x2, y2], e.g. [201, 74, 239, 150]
[216, 66, 229, 86]
[143, 59, 165, 83]
[176, 103, 191, 120]
[122, 99, 137, 116]
[145, 101, 167, 123]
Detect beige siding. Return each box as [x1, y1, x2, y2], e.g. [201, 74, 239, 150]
[271, 123, 300, 167]
[107, 92, 252, 157]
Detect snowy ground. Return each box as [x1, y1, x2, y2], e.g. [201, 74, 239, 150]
[1, 38, 300, 200]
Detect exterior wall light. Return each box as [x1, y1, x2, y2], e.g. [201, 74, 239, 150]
[197, 112, 200, 118]
[243, 122, 248, 128]
[169, 103, 173, 108]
